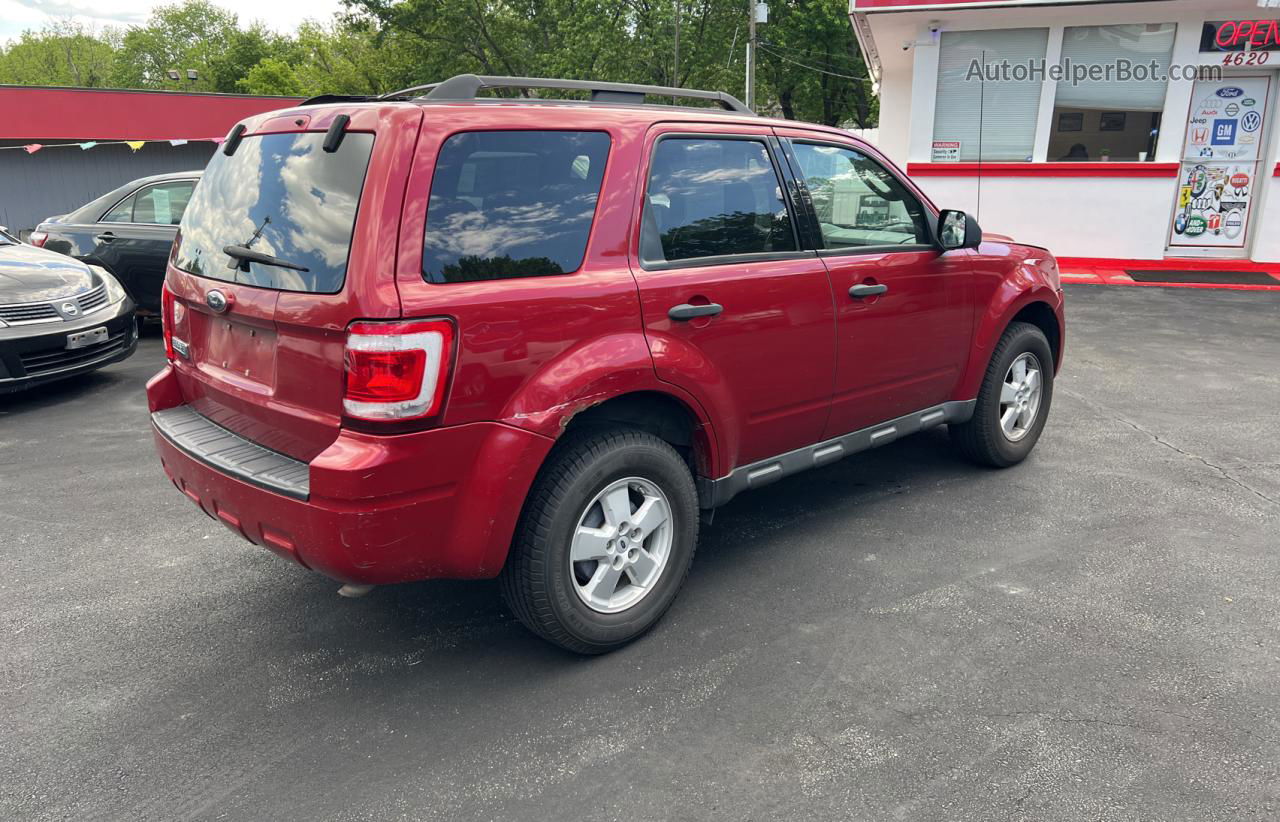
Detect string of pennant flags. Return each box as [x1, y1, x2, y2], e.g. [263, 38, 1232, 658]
[0, 137, 225, 154]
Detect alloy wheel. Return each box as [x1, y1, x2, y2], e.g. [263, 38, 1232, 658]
[570, 476, 673, 614]
[999, 352, 1043, 442]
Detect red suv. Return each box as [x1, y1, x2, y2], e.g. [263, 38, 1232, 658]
[149, 75, 1064, 653]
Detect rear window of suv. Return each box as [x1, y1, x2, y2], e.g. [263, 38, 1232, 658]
[422, 130, 610, 283]
[174, 131, 374, 293]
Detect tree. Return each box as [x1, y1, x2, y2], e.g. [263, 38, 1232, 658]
[0, 22, 120, 88]
[0, 0, 881, 127]
[754, 0, 876, 127]
[110, 0, 277, 92]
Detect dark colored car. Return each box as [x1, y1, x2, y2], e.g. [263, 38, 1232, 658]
[148, 75, 1065, 653]
[0, 227, 137, 393]
[31, 171, 201, 316]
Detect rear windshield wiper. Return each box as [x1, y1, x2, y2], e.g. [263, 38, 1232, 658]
[223, 244, 310, 272]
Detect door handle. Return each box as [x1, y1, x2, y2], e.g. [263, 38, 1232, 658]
[849, 283, 888, 299]
[95, 232, 116, 242]
[668, 302, 723, 321]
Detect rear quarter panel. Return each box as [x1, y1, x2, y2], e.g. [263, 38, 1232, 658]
[394, 107, 719, 459]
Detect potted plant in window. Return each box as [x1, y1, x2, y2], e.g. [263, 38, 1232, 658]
[1099, 148, 1111, 162]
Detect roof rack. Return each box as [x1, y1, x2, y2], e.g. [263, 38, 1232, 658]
[378, 74, 754, 114]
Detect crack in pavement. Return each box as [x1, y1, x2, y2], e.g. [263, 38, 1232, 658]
[1060, 387, 1280, 509]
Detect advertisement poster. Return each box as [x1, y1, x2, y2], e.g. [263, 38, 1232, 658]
[1183, 76, 1269, 162]
[1169, 162, 1254, 248]
[1169, 76, 1270, 249]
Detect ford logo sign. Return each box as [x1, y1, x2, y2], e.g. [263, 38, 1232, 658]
[206, 289, 230, 313]
[1216, 87, 1244, 98]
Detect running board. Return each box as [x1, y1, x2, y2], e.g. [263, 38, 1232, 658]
[697, 400, 976, 509]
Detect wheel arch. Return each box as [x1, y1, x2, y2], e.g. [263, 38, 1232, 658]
[955, 288, 1064, 402]
[1009, 300, 1063, 372]
[560, 390, 717, 484]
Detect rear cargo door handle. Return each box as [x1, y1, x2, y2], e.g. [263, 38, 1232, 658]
[95, 232, 116, 242]
[849, 283, 888, 298]
[668, 303, 723, 321]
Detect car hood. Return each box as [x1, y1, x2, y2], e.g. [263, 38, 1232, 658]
[0, 243, 97, 303]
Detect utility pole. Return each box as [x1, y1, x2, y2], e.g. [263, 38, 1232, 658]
[673, 0, 680, 88]
[745, 0, 756, 110]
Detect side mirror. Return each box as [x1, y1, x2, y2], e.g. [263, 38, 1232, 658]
[938, 209, 982, 251]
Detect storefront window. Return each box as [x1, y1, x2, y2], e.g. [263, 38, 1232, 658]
[1050, 24, 1176, 162]
[933, 28, 1049, 162]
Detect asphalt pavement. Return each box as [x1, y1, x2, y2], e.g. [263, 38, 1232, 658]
[2, 285, 1278, 821]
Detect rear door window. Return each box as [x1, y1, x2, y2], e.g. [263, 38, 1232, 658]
[132, 181, 195, 226]
[641, 137, 796, 265]
[174, 131, 374, 293]
[422, 130, 610, 283]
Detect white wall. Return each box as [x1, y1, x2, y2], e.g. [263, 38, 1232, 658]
[857, 0, 1280, 262]
[915, 175, 1178, 258]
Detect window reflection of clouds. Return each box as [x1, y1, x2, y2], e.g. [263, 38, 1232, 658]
[175, 132, 373, 293]
[422, 131, 610, 283]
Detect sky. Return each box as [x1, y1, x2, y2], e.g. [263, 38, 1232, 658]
[0, 0, 346, 44]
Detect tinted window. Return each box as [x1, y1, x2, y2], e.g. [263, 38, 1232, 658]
[790, 143, 929, 248]
[174, 132, 374, 293]
[131, 181, 195, 225]
[423, 130, 610, 283]
[642, 138, 795, 264]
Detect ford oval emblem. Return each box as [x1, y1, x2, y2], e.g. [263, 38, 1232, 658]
[206, 289, 229, 313]
[1216, 87, 1243, 99]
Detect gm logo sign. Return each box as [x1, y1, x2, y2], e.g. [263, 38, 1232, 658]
[1212, 119, 1237, 145]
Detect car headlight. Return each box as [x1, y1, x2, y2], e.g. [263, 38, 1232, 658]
[90, 265, 129, 305]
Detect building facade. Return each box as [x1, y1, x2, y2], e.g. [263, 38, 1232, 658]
[0, 87, 299, 234]
[850, 0, 1280, 263]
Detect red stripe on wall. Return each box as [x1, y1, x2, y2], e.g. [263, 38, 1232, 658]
[0, 86, 303, 141]
[906, 162, 1180, 178]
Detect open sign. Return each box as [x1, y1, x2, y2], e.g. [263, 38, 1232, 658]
[1202, 20, 1280, 52]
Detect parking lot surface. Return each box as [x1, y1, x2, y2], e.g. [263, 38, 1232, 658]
[3, 285, 1278, 821]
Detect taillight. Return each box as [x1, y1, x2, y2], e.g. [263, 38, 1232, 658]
[343, 319, 454, 422]
[27, 231, 48, 247]
[161, 283, 176, 360]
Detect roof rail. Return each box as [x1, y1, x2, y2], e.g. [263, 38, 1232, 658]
[379, 74, 754, 114]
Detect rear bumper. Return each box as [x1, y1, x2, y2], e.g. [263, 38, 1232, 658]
[148, 365, 554, 584]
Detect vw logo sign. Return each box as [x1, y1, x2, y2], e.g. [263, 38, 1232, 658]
[206, 289, 229, 313]
[61, 301, 79, 316]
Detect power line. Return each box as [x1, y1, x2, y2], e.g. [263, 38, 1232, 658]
[758, 40, 867, 71]
[755, 42, 873, 83]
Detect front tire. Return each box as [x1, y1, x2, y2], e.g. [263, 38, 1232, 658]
[499, 428, 700, 654]
[951, 321, 1054, 467]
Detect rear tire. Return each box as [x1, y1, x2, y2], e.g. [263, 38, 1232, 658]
[499, 427, 699, 654]
[951, 321, 1054, 468]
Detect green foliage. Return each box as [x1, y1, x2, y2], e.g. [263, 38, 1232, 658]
[0, 0, 877, 126]
[0, 21, 119, 87]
